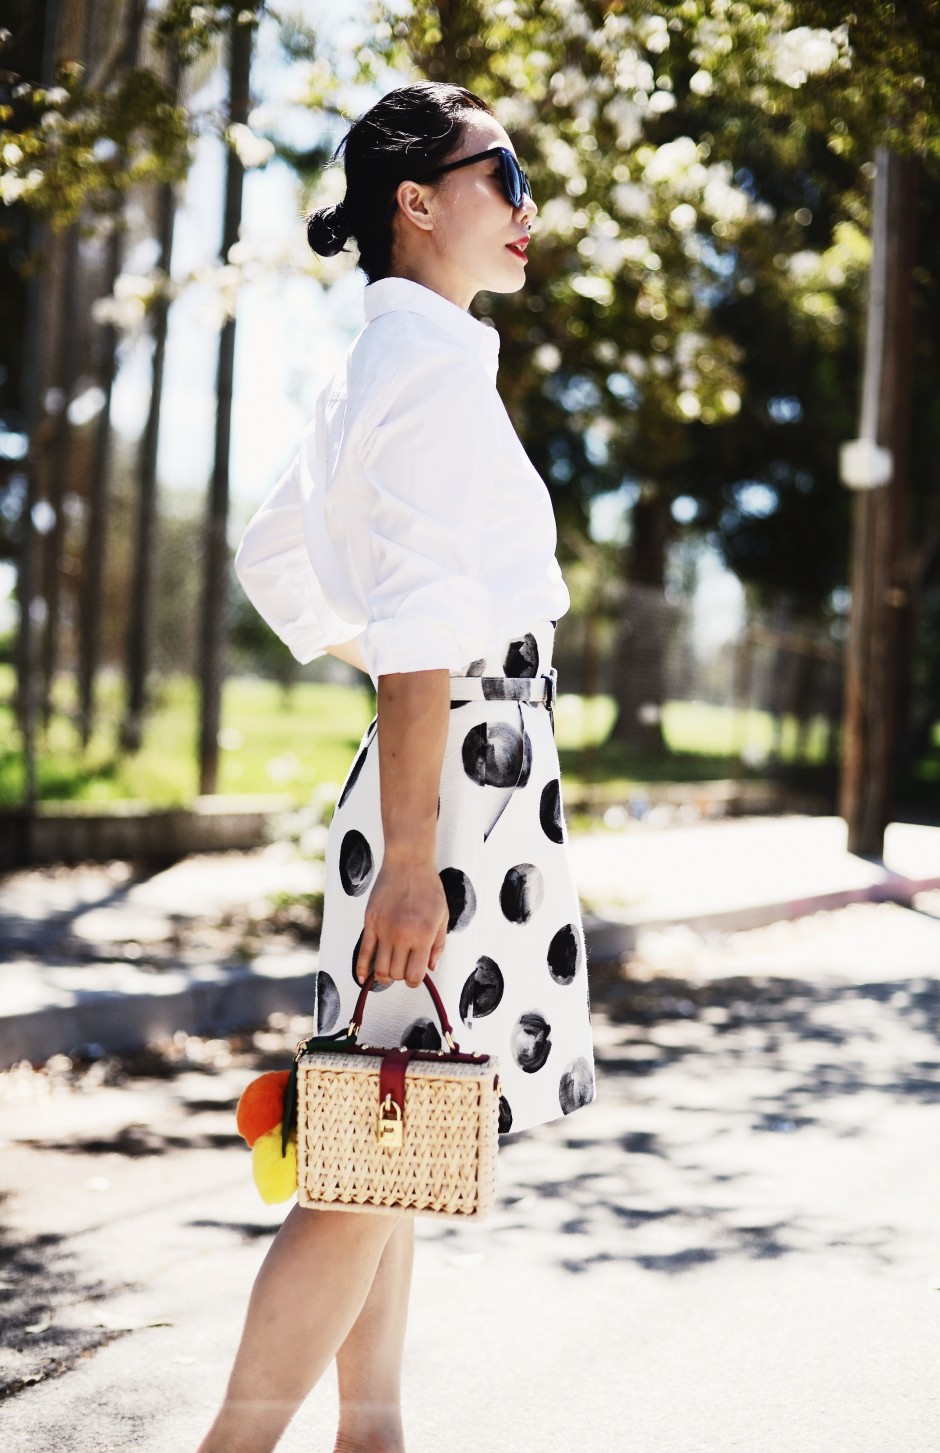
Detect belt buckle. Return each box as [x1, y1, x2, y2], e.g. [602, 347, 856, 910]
[542, 668, 557, 711]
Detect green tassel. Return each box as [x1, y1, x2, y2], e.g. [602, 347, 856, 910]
[281, 1061, 298, 1157]
[281, 1027, 354, 1157]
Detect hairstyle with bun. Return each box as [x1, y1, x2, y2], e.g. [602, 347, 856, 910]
[305, 82, 493, 284]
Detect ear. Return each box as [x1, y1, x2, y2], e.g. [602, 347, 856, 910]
[395, 179, 435, 232]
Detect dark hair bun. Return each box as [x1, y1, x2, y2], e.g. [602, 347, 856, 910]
[306, 200, 350, 257]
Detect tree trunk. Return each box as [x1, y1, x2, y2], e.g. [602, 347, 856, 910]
[76, 0, 145, 746]
[38, 222, 81, 728]
[14, 0, 65, 860]
[120, 43, 182, 753]
[198, 14, 253, 795]
[609, 486, 672, 752]
[77, 213, 124, 745]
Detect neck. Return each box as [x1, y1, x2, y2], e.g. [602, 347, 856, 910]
[388, 260, 475, 312]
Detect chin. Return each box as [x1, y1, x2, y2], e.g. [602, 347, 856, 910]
[478, 265, 527, 295]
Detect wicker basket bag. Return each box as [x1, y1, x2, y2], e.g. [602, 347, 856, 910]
[286, 970, 501, 1220]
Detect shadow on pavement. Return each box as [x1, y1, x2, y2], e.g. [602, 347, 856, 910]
[0, 1199, 124, 1400]
[467, 965, 939, 1275]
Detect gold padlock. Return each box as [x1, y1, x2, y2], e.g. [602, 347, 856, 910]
[377, 1092, 403, 1148]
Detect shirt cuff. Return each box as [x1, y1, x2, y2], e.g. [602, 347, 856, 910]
[233, 552, 359, 666]
[358, 575, 501, 680]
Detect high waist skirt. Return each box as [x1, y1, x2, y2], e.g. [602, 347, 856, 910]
[315, 618, 597, 1135]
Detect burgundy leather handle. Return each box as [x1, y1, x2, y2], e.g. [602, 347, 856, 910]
[350, 970, 459, 1050]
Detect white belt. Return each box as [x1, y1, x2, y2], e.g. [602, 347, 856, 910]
[448, 666, 557, 709]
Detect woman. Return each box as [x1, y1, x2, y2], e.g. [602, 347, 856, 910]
[198, 81, 596, 1453]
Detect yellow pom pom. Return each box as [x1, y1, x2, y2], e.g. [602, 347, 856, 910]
[251, 1124, 297, 1204]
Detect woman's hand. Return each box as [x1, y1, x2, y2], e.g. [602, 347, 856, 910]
[354, 666, 451, 990]
[355, 854, 449, 988]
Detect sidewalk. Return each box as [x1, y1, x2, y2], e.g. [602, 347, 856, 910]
[573, 813, 940, 956]
[1, 923, 938, 1452]
[2, 814, 940, 1069]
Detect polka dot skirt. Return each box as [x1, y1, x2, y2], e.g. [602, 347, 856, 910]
[315, 618, 597, 1136]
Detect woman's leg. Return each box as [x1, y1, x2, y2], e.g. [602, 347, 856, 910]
[332, 1213, 416, 1453]
[197, 1203, 404, 1453]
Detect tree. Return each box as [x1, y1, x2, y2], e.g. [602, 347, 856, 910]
[361, 0, 939, 757]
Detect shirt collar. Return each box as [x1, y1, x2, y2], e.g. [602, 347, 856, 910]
[363, 276, 500, 380]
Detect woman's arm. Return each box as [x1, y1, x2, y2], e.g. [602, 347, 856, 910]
[348, 351, 501, 990]
[354, 669, 450, 989]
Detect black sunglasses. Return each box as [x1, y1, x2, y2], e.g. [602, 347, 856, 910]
[383, 146, 533, 226]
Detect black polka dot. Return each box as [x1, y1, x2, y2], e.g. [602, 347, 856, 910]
[461, 721, 525, 788]
[547, 923, 579, 984]
[511, 1011, 552, 1073]
[339, 829, 374, 896]
[439, 867, 477, 931]
[539, 779, 564, 843]
[350, 929, 390, 992]
[459, 955, 504, 1024]
[503, 634, 539, 677]
[316, 970, 341, 1033]
[337, 741, 370, 809]
[516, 730, 533, 788]
[498, 1095, 513, 1133]
[559, 1057, 595, 1115]
[401, 1017, 442, 1051]
[500, 863, 545, 923]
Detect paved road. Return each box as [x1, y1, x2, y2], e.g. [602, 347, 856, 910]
[1, 902, 938, 1452]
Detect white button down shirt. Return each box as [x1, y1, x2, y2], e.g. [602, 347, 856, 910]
[233, 275, 570, 685]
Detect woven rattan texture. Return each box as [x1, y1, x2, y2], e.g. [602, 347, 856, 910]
[296, 1052, 499, 1219]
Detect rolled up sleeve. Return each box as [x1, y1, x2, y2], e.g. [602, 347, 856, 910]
[355, 348, 501, 679]
[234, 451, 360, 664]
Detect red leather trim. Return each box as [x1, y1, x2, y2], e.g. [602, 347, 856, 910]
[379, 1047, 413, 1114]
[350, 972, 458, 1045]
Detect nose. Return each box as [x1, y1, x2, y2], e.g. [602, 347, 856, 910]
[517, 192, 537, 228]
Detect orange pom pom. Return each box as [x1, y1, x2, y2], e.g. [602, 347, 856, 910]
[236, 1070, 290, 1147]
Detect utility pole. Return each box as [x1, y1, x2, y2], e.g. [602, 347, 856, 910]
[197, 11, 253, 795]
[838, 146, 917, 856]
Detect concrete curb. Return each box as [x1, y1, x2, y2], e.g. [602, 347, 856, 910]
[582, 870, 940, 964]
[0, 951, 318, 1069]
[0, 794, 296, 871]
[6, 869, 939, 1070]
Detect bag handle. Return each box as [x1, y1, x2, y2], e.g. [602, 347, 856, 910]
[350, 970, 459, 1052]
[279, 970, 460, 1157]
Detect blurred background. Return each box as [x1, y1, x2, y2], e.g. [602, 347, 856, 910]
[1, 0, 938, 862]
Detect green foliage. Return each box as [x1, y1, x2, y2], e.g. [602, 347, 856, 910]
[790, 0, 940, 160]
[0, 2, 267, 229]
[1, 61, 187, 228]
[365, 0, 938, 616]
[154, 1, 265, 61]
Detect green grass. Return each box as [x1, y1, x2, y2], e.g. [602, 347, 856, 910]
[0, 667, 935, 808]
[0, 669, 377, 808]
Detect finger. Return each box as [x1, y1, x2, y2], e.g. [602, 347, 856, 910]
[355, 925, 378, 984]
[404, 948, 428, 989]
[372, 938, 393, 983]
[386, 943, 411, 982]
[427, 918, 448, 972]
